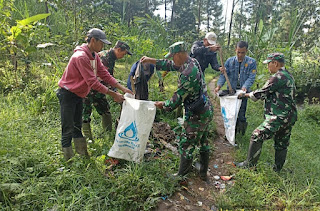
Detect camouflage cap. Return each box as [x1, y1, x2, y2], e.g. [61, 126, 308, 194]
[263, 53, 285, 64]
[114, 41, 132, 55]
[87, 28, 111, 45]
[164, 41, 188, 58]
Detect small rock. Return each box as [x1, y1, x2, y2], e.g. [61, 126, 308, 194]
[197, 201, 203, 206]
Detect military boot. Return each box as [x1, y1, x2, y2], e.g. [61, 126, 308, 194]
[62, 146, 74, 161]
[195, 150, 210, 181]
[176, 155, 193, 177]
[273, 149, 287, 172]
[82, 122, 93, 141]
[74, 137, 89, 157]
[102, 113, 112, 132]
[235, 140, 263, 168]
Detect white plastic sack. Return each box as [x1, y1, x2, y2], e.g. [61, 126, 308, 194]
[218, 90, 244, 145]
[108, 93, 156, 162]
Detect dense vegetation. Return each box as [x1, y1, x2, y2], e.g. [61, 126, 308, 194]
[1, 0, 319, 210]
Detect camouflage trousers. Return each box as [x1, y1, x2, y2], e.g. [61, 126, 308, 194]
[83, 90, 110, 123]
[179, 108, 213, 159]
[251, 115, 295, 150]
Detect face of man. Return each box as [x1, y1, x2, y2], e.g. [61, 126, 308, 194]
[203, 38, 210, 47]
[235, 47, 247, 62]
[115, 48, 127, 59]
[173, 52, 187, 66]
[89, 38, 104, 53]
[267, 61, 279, 74]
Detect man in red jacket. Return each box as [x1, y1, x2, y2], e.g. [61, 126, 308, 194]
[57, 28, 133, 161]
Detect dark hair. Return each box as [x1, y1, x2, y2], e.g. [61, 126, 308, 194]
[236, 41, 248, 49]
[86, 36, 92, 43]
[86, 36, 99, 43]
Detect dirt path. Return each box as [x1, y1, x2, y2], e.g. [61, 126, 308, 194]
[156, 79, 236, 211]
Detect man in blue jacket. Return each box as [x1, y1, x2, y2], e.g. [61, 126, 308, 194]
[214, 41, 257, 135]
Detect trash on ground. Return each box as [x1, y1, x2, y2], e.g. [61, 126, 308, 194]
[213, 175, 220, 180]
[221, 175, 233, 181]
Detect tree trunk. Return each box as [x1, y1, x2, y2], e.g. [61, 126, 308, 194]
[254, 0, 261, 35]
[223, 0, 228, 35]
[171, 0, 175, 27]
[206, 0, 210, 31]
[165, 0, 167, 22]
[197, 0, 202, 33]
[227, 0, 235, 47]
[73, 0, 77, 41]
[239, 0, 244, 39]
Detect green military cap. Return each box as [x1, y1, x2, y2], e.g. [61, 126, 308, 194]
[164, 41, 188, 58]
[263, 53, 285, 64]
[115, 40, 132, 55]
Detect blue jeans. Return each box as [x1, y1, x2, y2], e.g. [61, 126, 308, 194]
[237, 97, 248, 122]
[56, 88, 84, 147]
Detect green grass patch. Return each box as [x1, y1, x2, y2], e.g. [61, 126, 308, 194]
[215, 100, 320, 209]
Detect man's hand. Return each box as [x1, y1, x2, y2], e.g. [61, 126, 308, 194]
[154, 101, 164, 109]
[219, 66, 226, 73]
[214, 86, 221, 94]
[122, 87, 134, 95]
[140, 56, 156, 64]
[208, 45, 220, 52]
[115, 82, 134, 95]
[238, 93, 249, 99]
[108, 90, 125, 103]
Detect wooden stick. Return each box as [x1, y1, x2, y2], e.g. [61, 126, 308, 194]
[130, 76, 136, 95]
[158, 139, 179, 155]
[219, 48, 234, 94]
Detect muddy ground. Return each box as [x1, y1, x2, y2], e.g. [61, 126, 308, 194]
[154, 79, 237, 211]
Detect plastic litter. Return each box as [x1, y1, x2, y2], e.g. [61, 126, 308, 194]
[213, 175, 220, 180]
[221, 175, 233, 181]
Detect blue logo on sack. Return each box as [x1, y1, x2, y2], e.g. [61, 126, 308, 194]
[118, 121, 139, 142]
[221, 107, 230, 129]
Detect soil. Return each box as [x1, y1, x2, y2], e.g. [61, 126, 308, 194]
[154, 79, 237, 211]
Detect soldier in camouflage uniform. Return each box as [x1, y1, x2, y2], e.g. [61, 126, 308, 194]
[82, 41, 132, 140]
[235, 53, 297, 172]
[141, 42, 213, 180]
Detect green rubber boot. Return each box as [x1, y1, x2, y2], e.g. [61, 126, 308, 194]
[102, 113, 112, 132]
[82, 122, 93, 141]
[74, 137, 89, 157]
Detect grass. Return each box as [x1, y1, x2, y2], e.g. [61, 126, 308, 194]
[215, 99, 320, 209]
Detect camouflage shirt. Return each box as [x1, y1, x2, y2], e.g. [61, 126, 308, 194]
[249, 67, 297, 124]
[99, 49, 117, 76]
[156, 57, 212, 114]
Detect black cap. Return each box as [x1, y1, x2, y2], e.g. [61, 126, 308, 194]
[114, 41, 132, 55]
[87, 28, 111, 45]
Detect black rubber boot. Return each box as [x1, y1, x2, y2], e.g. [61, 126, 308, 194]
[235, 140, 263, 168]
[236, 121, 248, 135]
[74, 137, 89, 157]
[199, 150, 210, 181]
[273, 149, 287, 172]
[62, 146, 74, 161]
[82, 122, 93, 141]
[176, 155, 193, 177]
[241, 122, 248, 135]
[102, 113, 112, 132]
